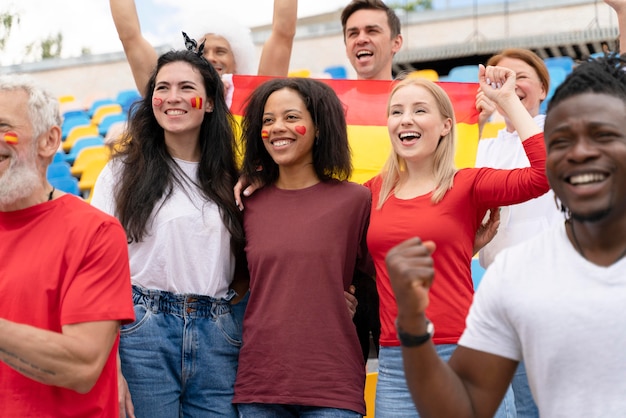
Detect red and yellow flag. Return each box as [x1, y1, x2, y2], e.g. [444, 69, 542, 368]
[229, 76, 480, 184]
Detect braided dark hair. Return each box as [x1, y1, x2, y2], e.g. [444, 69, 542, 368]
[547, 54, 626, 113]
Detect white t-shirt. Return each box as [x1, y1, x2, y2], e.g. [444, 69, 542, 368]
[91, 158, 234, 297]
[460, 222, 626, 417]
[475, 115, 562, 268]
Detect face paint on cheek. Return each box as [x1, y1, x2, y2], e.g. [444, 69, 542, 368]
[152, 97, 163, 107]
[3, 132, 18, 144]
[190, 97, 203, 109]
[261, 130, 269, 139]
[295, 126, 306, 136]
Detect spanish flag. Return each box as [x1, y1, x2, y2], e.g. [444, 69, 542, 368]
[229, 76, 480, 184]
[3, 131, 18, 145]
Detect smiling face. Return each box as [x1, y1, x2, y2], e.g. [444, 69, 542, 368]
[200, 34, 237, 75]
[496, 57, 546, 118]
[152, 61, 212, 140]
[344, 8, 402, 80]
[545, 92, 626, 223]
[261, 88, 316, 172]
[387, 84, 452, 165]
[0, 89, 42, 207]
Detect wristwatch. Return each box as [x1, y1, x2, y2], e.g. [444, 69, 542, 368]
[396, 317, 434, 347]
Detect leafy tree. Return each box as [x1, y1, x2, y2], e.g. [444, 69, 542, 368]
[26, 32, 63, 60]
[0, 10, 19, 51]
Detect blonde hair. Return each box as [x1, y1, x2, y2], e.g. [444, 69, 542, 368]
[377, 78, 457, 209]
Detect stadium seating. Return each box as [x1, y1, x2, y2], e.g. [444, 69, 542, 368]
[63, 125, 99, 152]
[407, 69, 439, 81]
[441, 65, 479, 82]
[323, 65, 348, 79]
[116, 89, 142, 112]
[49, 176, 81, 196]
[88, 98, 118, 118]
[98, 113, 127, 137]
[61, 117, 91, 140]
[71, 145, 110, 178]
[46, 162, 72, 179]
[91, 103, 123, 126]
[78, 158, 109, 200]
[364, 372, 378, 418]
[65, 136, 105, 164]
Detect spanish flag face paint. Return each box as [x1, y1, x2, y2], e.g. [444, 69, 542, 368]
[261, 130, 269, 139]
[190, 97, 203, 109]
[3, 132, 18, 145]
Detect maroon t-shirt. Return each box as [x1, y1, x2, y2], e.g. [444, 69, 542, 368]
[234, 180, 371, 415]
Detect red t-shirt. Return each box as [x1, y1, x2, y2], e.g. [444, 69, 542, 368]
[365, 133, 548, 346]
[0, 195, 134, 417]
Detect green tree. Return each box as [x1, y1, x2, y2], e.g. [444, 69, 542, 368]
[0, 10, 19, 51]
[390, 0, 433, 12]
[26, 32, 63, 60]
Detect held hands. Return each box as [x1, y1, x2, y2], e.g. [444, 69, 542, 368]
[385, 237, 436, 319]
[478, 64, 518, 108]
[475, 88, 497, 128]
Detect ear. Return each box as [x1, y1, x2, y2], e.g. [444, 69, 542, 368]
[539, 85, 547, 102]
[205, 98, 214, 113]
[441, 118, 452, 137]
[38, 125, 62, 159]
[391, 34, 403, 55]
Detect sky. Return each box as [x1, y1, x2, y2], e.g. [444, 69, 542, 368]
[1, 0, 351, 65]
[2, 0, 494, 66]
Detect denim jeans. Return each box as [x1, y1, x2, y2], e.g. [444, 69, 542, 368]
[238, 403, 362, 417]
[375, 345, 516, 417]
[512, 361, 539, 417]
[119, 286, 242, 418]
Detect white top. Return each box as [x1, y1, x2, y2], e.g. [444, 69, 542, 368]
[91, 158, 234, 297]
[475, 114, 562, 267]
[460, 222, 626, 417]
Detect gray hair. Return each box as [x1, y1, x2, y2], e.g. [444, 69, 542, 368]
[0, 74, 62, 139]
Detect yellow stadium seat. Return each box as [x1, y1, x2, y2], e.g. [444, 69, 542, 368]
[288, 69, 311, 78]
[58, 95, 76, 103]
[91, 103, 123, 126]
[63, 125, 100, 152]
[70, 145, 111, 177]
[78, 158, 108, 197]
[364, 372, 378, 418]
[407, 69, 439, 81]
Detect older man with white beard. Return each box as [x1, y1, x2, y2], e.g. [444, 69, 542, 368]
[0, 74, 134, 418]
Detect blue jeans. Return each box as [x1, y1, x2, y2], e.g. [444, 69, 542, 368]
[238, 403, 361, 417]
[512, 361, 539, 417]
[375, 345, 516, 417]
[120, 286, 242, 418]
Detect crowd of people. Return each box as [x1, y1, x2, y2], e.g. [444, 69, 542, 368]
[1, 1, 625, 418]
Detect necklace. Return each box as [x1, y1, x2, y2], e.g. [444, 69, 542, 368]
[48, 186, 55, 201]
[569, 220, 626, 264]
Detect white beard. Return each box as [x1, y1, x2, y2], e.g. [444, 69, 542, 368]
[0, 148, 40, 206]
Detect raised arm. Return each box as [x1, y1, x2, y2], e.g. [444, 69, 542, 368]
[257, 0, 297, 76]
[478, 64, 541, 141]
[605, 0, 626, 53]
[110, 0, 158, 95]
[386, 237, 517, 418]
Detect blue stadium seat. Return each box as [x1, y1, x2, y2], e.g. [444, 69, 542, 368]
[116, 89, 142, 112]
[47, 162, 72, 179]
[323, 65, 348, 79]
[442, 65, 479, 83]
[49, 176, 81, 196]
[543, 56, 574, 74]
[540, 66, 568, 114]
[471, 258, 486, 290]
[88, 98, 118, 117]
[61, 116, 91, 140]
[98, 113, 127, 136]
[53, 151, 66, 164]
